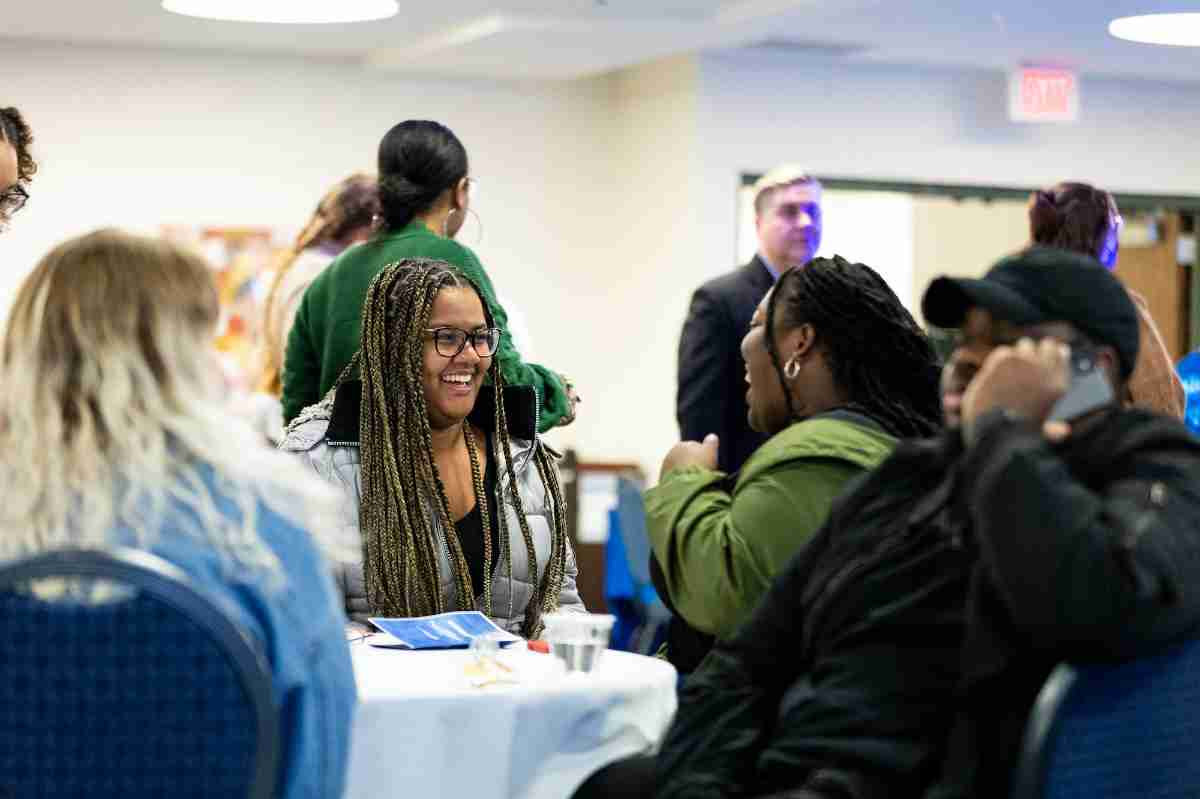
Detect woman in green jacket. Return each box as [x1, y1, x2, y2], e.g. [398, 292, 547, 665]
[647, 255, 942, 672]
[281, 120, 576, 430]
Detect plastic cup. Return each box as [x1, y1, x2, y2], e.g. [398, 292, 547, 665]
[541, 611, 615, 672]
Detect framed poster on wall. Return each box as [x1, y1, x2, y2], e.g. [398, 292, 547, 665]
[161, 225, 286, 391]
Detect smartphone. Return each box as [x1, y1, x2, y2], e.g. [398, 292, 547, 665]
[1046, 345, 1116, 423]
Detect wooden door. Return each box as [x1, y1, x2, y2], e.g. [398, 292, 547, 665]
[1115, 212, 1189, 360]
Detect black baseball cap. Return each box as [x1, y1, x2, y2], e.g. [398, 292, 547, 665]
[922, 246, 1140, 379]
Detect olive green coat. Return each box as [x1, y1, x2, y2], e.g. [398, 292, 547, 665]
[645, 415, 897, 639]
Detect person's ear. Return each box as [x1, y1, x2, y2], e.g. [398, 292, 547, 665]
[1095, 345, 1122, 390]
[781, 322, 817, 362]
[454, 177, 469, 211]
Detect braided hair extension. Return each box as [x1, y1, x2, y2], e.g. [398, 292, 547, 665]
[491, 369, 569, 636]
[354, 258, 568, 636]
[764, 256, 942, 439]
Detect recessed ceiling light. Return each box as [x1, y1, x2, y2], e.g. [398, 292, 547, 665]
[162, 0, 399, 24]
[1109, 13, 1200, 47]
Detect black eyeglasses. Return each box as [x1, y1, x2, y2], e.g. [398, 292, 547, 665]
[426, 327, 501, 358]
[0, 183, 28, 215]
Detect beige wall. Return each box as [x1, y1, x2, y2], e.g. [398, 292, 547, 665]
[5, 40, 1200, 476]
[0, 42, 694, 477]
[911, 196, 1030, 325]
[539, 56, 702, 474]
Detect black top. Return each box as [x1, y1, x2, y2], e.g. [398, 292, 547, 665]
[453, 431, 500, 597]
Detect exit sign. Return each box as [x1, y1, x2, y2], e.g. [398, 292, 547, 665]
[1009, 67, 1079, 123]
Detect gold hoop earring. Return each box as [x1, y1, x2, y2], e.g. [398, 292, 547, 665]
[441, 208, 460, 238]
[783, 356, 801, 380]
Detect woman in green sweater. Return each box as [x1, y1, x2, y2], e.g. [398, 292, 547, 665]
[281, 120, 576, 430]
[647, 255, 942, 672]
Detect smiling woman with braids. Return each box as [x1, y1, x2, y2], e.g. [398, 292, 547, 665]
[282, 258, 583, 635]
[645, 255, 941, 673]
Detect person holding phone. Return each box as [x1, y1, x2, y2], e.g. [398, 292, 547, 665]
[577, 246, 1200, 799]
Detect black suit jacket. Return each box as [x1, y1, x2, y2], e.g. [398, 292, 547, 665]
[676, 255, 774, 475]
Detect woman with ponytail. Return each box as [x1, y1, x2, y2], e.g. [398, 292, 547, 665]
[281, 120, 578, 432]
[644, 256, 941, 673]
[1028, 181, 1184, 418]
[281, 258, 584, 636]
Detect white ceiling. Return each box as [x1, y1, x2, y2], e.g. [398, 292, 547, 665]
[4, 0, 1200, 82]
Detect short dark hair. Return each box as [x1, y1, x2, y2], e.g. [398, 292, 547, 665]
[376, 120, 468, 232]
[1029, 182, 1117, 260]
[765, 255, 942, 438]
[0, 107, 37, 186]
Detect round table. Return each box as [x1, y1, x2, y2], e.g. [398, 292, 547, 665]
[344, 641, 678, 799]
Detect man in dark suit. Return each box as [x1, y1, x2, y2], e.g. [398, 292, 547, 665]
[676, 166, 823, 474]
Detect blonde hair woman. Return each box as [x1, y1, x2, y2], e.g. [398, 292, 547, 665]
[0, 229, 356, 799]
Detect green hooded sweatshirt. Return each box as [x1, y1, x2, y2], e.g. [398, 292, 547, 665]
[645, 415, 897, 640]
[281, 221, 569, 430]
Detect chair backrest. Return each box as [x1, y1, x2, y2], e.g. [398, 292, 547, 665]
[0, 547, 279, 799]
[1011, 636, 1200, 799]
[614, 475, 653, 588]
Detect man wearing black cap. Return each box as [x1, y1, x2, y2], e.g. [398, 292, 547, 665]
[646, 247, 1200, 799]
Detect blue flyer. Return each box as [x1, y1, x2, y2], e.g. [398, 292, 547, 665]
[367, 611, 521, 650]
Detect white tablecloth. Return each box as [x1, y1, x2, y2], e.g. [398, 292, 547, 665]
[345, 642, 678, 799]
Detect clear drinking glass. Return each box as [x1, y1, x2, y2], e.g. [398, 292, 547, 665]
[541, 612, 615, 673]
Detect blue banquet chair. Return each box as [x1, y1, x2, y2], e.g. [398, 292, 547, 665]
[0, 547, 279, 799]
[1175, 350, 1200, 435]
[605, 475, 671, 654]
[1010, 636, 1200, 799]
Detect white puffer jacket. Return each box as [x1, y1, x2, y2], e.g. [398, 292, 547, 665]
[280, 382, 585, 632]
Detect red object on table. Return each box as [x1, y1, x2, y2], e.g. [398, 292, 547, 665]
[527, 639, 550, 654]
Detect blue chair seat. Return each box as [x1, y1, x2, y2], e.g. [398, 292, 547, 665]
[1012, 636, 1200, 799]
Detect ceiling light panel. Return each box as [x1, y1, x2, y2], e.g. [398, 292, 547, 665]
[162, 0, 399, 24]
[1110, 13, 1200, 47]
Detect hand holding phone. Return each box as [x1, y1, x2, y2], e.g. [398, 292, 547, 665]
[962, 337, 1114, 445]
[1046, 345, 1115, 423]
